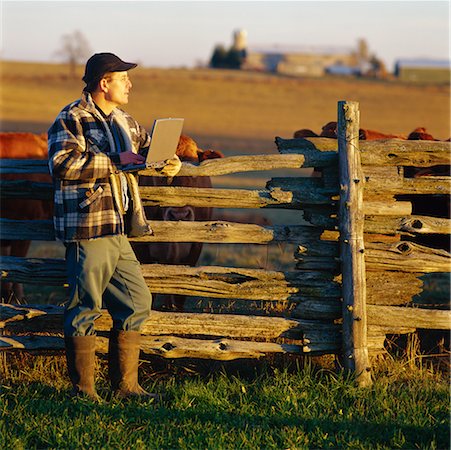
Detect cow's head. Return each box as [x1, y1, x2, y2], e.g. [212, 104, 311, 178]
[320, 121, 337, 138]
[407, 127, 436, 141]
[293, 129, 318, 139]
[161, 135, 223, 221]
[141, 134, 224, 222]
[175, 134, 224, 163]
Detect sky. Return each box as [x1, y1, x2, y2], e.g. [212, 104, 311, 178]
[0, 0, 450, 72]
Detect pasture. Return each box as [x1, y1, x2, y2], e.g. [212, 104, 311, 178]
[1, 60, 450, 153]
[1, 60, 450, 448]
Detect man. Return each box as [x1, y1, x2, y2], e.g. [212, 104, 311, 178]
[48, 53, 181, 400]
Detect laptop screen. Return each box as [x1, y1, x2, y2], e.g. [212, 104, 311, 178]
[146, 118, 184, 163]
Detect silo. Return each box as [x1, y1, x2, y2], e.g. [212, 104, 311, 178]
[233, 29, 248, 52]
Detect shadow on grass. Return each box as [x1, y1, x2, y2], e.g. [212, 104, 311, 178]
[4, 382, 449, 449]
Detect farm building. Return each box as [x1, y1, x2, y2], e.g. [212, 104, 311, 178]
[394, 59, 451, 83]
[241, 44, 362, 77]
[226, 30, 373, 77]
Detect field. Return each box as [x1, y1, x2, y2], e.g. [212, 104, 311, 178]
[1, 354, 449, 449]
[1, 61, 450, 448]
[1, 60, 450, 153]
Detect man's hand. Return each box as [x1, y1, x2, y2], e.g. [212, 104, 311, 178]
[120, 151, 145, 166]
[158, 154, 182, 177]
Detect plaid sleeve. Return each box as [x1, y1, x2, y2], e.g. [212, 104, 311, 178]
[48, 108, 117, 181]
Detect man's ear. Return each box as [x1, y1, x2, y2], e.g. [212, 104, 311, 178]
[99, 78, 109, 93]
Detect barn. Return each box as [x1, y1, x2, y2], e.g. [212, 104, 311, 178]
[242, 44, 359, 77]
[394, 59, 451, 83]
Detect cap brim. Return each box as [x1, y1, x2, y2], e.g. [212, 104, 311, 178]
[117, 62, 137, 71]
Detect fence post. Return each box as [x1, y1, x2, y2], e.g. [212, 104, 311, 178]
[337, 100, 372, 387]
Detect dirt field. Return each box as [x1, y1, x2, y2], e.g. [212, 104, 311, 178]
[1, 60, 450, 157]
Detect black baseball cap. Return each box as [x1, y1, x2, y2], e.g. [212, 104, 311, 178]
[82, 52, 137, 84]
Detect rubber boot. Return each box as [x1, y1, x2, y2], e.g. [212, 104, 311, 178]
[64, 335, 100, 401]
[108, 330, 158, 400]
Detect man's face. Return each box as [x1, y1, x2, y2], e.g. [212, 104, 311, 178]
[103, 71, 132, 107]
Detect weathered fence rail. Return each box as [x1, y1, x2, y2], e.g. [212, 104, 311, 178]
[1, 101, 450, 386]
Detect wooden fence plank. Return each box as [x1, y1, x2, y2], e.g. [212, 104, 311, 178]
[141, 265, 340, 299]
[0, 154, 307, 176]
[0, 257, 340, 300]
[276, 137, 451, 167]
[1, 215, 448, 245]
[295, 240, 450, 273]
[365, 214, 451, 235]
[0, 180, 53, 200]
[0, 335, 304, 359]
[268, 175, 450, 198]
[367, 305, 451, 330]
[0, 219, 322, 244]
[365, 241, 451, 272]
[1, 180, 413, 217]
[0, 180, 306, 208]
[365, 176, 451, 196]
[0, 159, 48, 174]
[0, 331, 403, 357]
[365, 271, 424, 306]
[304, 210, 451, 235]
[0, 304, 341, 345]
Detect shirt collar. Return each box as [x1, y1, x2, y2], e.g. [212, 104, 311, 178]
[80, 91, 119, 123]
[94, 102, 111, 120]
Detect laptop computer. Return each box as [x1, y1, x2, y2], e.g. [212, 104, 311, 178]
[123, 117, 184, 171]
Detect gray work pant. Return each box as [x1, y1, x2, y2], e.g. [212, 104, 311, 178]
[64, 234, 152, 336]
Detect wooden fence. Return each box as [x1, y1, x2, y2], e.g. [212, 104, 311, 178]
[1, 101, 450, 386]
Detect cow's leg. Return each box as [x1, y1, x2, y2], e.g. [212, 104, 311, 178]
[130, 242, 151, 263]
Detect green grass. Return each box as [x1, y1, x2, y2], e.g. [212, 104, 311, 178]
[1, 355, 449, 449]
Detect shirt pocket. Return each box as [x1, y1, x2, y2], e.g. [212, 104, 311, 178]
[79, 185, 104, 209]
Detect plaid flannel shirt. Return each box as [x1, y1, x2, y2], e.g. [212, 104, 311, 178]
[48, 92, 151, 242]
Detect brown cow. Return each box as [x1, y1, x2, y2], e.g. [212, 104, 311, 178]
[316, 121, 407, 140]
[0, 132, 53, 301]
[293, 129, 318, 139]
[132, 135, 224, 311]
[407, 127, 437, 141]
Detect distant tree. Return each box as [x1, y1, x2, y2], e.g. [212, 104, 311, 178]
[210, 45, 228, 68]
[210, 45, 245, 70]
[55, 30, 92, 78]
[225, 48, 245, 69]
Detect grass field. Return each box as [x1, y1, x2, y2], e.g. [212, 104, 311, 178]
[1, 352, 449, 449]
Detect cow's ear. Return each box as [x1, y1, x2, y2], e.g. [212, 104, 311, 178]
[198, 149, 224, 162]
